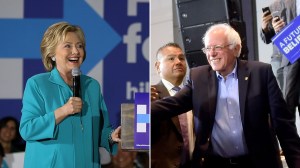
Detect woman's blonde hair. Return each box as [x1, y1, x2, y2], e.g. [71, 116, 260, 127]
[40, 21, 86, 71]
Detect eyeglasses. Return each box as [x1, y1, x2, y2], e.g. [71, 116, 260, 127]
[202, 44, 232, 54]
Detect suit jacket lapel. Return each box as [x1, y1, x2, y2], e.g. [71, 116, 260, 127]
[208, 68, 218, 131]
[237, 60, 250, 125]
[156, 81, 170, 99]
[156, 81, 183, 134]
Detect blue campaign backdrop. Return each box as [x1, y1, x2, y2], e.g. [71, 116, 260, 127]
[0, 0, 149, 128]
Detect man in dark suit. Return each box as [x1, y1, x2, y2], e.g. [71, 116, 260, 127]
[151, 23, 300, 168]
[151, 42, 194, 168]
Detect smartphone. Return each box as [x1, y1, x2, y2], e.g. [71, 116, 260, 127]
[271, 11, 280, 22]
[273, 17, 280, 22]
[262, 7, 271, 15]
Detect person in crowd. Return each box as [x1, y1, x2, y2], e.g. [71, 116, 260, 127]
[0, 117, 23, 153]
[261, 0, 300, 126]
[151, 42, 194, 167]
[111, 143, 137, 168]
[101, 142, 149, 168]
[19, 21, 121, 168]
[0, 144, 9, 168]
[151, 23, 300, 168]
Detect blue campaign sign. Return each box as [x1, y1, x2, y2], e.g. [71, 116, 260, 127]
[0, 0, 149, 127]
[272, 15, 300, 64]
[103, 0, 149, 127]
[0, 0, 121, 74]
[134, 93, 150, 150]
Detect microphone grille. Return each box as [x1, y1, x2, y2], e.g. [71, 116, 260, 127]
[72, 68, 81, 76]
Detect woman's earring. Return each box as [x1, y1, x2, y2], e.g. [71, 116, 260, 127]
[51, 57, 56, 61]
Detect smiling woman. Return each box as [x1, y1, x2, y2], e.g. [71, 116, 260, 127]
[40, 22, 86, 74]
[19, 21, 121, 168]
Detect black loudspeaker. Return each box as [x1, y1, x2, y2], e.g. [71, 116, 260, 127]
[230, 20, 248, 60]
[177, 0, 229, 27]
[176, 0, 248, 68]
[181, 23, 212, 53]
[186, 51, 208, 68]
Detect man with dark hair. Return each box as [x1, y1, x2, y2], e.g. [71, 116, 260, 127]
[151, 42, 194, 168]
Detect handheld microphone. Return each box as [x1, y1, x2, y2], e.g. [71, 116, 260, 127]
[72, 68, 81, 97]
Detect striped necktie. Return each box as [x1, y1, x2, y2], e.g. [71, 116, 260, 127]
[172, 86, 181, 92]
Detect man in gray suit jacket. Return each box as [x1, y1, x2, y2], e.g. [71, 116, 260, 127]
[152, 23, 300, 168]
[260, 0, 300, 125]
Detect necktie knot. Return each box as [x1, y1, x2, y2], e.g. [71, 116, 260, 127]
[172, 86, 181, 92]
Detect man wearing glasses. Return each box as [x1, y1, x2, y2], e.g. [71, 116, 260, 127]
[151, 23, 300, 168]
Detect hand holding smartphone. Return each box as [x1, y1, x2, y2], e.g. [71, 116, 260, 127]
[261, 7, 274, 32]
[262, 7, 280, 22]
[262, 7, 271, 16]
[271, 11, 280, 22]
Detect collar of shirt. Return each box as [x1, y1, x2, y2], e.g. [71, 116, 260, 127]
[216, 60, 238, 80]
[161, 78, 183, 96]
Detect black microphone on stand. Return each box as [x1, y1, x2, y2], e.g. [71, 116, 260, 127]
[72, 67, 81, 97]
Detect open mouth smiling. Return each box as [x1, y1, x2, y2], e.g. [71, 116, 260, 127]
[69, 57, 79, 63]
[211, 58, 221, 63]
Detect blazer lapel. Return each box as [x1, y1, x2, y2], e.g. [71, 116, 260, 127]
[155, 82, 182, 134]
[156, 81, 170, 99]
[237, 60, 250, 125]
[208, 68, 218, 131]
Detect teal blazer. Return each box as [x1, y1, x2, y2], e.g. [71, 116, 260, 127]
[20, 68, 117, 168]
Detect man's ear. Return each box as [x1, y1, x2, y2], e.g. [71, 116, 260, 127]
[155, 61, 160, 74]
[235, 44, 241, 57]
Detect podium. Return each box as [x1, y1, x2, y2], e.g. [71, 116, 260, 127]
[121, 93, 149, 151]
[121, 103, 135, 150]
